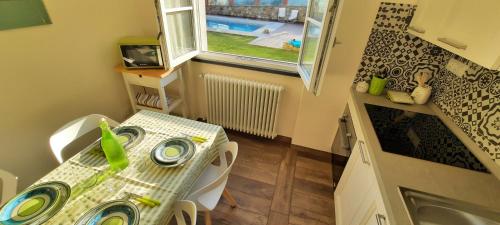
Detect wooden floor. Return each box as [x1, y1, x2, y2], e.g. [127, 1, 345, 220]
[191, 131, 346, 225]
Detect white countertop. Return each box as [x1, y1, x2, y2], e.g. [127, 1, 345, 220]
[347, 88, 500, 225]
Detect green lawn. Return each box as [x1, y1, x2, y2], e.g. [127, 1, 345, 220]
[207, 31, 299, 63]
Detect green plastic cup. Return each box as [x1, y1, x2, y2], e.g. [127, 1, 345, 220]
[369, 76, 388, 96]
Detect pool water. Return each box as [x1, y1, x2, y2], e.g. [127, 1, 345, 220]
[207, 19, 263, 32]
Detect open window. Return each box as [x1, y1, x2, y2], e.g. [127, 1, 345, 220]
[297, 0, 343, 95]
[155, 0, 343, 95]
[156, 0, 201, 68]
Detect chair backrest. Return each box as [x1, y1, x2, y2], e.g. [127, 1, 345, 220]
[289, 10, 299, 20]
[0, 169, 18, 206]
[187, 142, 238, 205]
[49, 114, 120, 164]
[174, 200, 197, 225]
[278, 8, 286, 18]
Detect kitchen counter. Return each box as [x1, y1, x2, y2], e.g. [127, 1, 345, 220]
[347, 87, 500, 225]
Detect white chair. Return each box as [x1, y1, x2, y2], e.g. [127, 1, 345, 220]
[171, 200, 197, 225]
[49, 114, 120, 164]
[288, 9, 299, 23]
[278, 8, 287, 21]
[0, 169, 18, 206]
[186, 142, 238, 225]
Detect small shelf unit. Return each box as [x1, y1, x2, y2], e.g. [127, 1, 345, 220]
[115, 64, 188, 117]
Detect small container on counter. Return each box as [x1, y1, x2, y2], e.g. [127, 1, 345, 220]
[411, 72, 432, 104]
[356, 81, 369, 93]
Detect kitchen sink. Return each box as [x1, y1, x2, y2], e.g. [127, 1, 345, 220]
[400, 187, 500, 225]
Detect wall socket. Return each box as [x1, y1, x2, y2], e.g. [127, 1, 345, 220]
[446, 58, 469, 77]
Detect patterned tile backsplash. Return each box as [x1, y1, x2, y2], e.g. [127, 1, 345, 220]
[354, 2, 500, 163]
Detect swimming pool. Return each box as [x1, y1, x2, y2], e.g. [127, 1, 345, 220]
[207, 19, 263, 32]
[206, 15, 284, 36]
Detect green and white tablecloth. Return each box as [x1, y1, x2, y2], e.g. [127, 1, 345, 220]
[34, 110, 228, 224]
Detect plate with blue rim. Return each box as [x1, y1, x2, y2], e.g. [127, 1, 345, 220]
[88, 126, 145, 155]
[109, 126, 145, 149]
[150, 137, 196, 168]
[0, 181, 71, 225]
[74, 200, 139, 225]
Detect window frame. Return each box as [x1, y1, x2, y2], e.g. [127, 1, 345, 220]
[296, 0, 343, 95]
[196, 51, 299, 74]
[156, 0, 202, 68]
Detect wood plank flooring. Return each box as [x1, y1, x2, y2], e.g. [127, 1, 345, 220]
[183, 130, 345, 225]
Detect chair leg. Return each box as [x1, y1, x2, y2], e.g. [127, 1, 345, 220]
[204, 211, 212, 225]
[223, 188, 238, 208]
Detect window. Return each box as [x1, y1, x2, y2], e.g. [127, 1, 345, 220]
[204, 0, 306, 63]
[156, 0, 343, 95]
[156, 0, 201, 68]
[297, 0, 343, 95]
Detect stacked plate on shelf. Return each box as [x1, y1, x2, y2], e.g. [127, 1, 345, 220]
[135, 93, 163, 109]
[136, 92, 176, 109]
[150, 137, 196, 168]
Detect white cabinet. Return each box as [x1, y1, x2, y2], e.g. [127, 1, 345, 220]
[335, 137, 390, 225]
[408, 0, 500, 70]
[350, 186, 390, 225]
[408, 0, 452, 39]
[335, 139, 390, 225]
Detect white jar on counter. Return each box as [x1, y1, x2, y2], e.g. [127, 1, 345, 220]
[356, 81, 369, 93]
[411, 85, 432, 104]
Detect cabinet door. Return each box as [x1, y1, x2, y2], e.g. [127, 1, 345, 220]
[436, 0, 500, 69]
[350, 185, 390, 225]
[334, 140, 375, 225]
[408, 0, 453, 39]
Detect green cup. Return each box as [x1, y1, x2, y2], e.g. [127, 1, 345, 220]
[369, 76, 388, 96]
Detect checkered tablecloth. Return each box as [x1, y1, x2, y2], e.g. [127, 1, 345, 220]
[33, 110, 228, 224]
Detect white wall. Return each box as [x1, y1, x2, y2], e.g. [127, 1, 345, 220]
[0, 0, 158, 189]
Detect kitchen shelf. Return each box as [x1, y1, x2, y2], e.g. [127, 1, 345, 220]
[115, 64, 188, 117]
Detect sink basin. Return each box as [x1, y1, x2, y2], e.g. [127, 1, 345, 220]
[400, 187, 500, 225]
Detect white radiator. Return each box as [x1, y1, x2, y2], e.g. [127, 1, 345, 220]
[203, 74, 284, 139]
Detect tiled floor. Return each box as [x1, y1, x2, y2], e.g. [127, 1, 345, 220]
[188, 131, 345, 225]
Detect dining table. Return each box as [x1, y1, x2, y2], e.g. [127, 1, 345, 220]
[30, 110, 229, 224]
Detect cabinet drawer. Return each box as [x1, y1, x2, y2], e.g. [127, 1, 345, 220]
[123, 72, 178, 88]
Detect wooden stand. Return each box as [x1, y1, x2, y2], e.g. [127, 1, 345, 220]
[115, 65, 188, 117]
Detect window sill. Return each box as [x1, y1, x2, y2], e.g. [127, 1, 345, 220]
[193, 52, 300, 78]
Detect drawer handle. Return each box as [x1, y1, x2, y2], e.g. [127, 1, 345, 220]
[376, 214, 386, 225]
[408, 25, 425, 34]
[359, 140, 370, 165]
[437, 37, 467, 50]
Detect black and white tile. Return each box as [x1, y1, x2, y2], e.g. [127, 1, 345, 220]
[354, 2, 500, 163]
[373, 3, 415, 32]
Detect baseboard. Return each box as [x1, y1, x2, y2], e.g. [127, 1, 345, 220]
[275, 135, 292, 144]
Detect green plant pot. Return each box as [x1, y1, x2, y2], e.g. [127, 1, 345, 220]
[369, 76, 388, 96]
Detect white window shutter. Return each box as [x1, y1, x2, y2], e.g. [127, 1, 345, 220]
[297, 0, 344, 96]
[155, 0, 201, 68]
